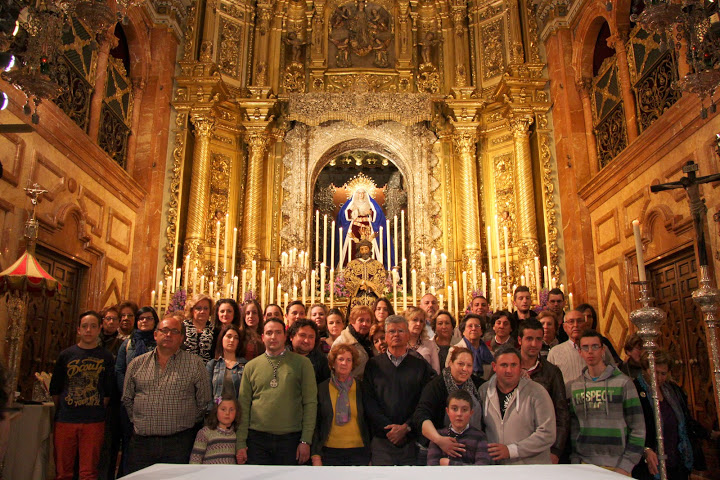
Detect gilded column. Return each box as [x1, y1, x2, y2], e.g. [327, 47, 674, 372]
[242, 129, 270, 265]
[510, 115, 540, 270]
[608, 33, 639, 142]
[453, 125, 482, 270]
[577, 77, 599, 176]
[184, 114, 215, 262]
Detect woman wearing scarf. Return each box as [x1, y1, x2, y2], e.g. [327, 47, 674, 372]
[632, 350, 706, 480]
[115, 306, 159, 477]
[446, 314, 494, 380]
[414, 347, 484, 464]
[311, 344, 370, 466]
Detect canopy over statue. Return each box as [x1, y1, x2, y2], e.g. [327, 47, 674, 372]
[335, 173, 394, 269]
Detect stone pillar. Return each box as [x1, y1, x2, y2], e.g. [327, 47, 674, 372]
[453, 125, 482, 270]
[241, 129, 270, 265]
[576, 77, 599, 176]
[608, 33, 639, 142]
[87, 32, 117, 141]
[510, 115, 540, 270]
[184, 114, 215, 262]
[124, 77, 146, 175]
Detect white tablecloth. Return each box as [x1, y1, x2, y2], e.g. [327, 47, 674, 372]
[124, 463, 627, 480]
[3, 403, 55, 480]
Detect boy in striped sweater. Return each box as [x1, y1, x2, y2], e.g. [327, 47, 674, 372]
[568, 330, 645, 475]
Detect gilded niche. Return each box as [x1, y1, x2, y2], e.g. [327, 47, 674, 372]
[218, 17, 243, 78]
[329, 0, 394, 68]
[480, 17, 506, 80]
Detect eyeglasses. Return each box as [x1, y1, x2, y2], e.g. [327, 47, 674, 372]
[157, 328, 182, 336]
[193, 305, 210, 312]
[103, 316, 118, 321]
[120, 313, 134, 318]
[580, 344, 602, 352]
[137, 316, 154, 322]
[465, 324, 482, 330]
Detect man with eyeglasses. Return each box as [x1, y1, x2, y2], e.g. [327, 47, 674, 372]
[121, 315, 211, 473]
[362, 315, 435, 465]
[547, 309, 614, 384]
[567, 330, 644, 476]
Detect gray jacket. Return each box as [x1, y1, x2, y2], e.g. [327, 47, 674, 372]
[478, 376, 556, 464]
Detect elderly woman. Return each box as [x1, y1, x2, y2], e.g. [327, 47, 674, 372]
[404, 306, 440, 374]
[414, 347, 483, 461]
[431, 310, 455, 368]
[369, 323, 386, 356]
[311, 344, 370, 466]
[372, 297, 394, 325]
[632, 350, 705, 480]
[184, 294, 216, 363]
[333, 305, 374, 378]
[447, 314, 493, 380]
[207, 324, 246, 402]
[117, 300, 139, 341]
[240, 300, 264, 360]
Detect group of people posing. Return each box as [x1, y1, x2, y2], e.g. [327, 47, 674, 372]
[49, 287, 706, 479]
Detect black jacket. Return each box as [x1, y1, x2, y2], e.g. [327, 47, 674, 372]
[311, 377, 370, 456]
[362, 352, 435, 442]
[528, 356, 569, 457]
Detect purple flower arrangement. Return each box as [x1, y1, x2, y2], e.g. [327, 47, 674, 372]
[167, 288, 187, 313]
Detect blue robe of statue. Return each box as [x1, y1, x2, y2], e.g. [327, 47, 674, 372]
[334, 195, 394, 270]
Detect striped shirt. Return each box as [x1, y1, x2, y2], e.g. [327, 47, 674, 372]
[190, 426, 237, 464]
[122, 348, 211, 436]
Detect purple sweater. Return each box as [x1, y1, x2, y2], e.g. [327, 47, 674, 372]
[427, 425, 492, 465]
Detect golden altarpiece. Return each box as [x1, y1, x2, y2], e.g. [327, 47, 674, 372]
[161, 0, 562, 309]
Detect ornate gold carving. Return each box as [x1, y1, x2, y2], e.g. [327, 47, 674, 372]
[525, 0, 542, 63]
[182, 2, 197, 61]
[313, 183, 337, 217]
[218, 17, 243, 78]
[417, 63, 440, 94]
[242, 129, 270, 265]
[453, 126, 482, 264]
[481, 18, 506, 80]
[491, 134, 513, 145]
[199, 40, 213, 62]
[510, 114, 539, 269]
[328, 1, 394, 68]
[537, 121, 560, 280]
[325, 73, 397, 92]
[595, 103, 628, 169]
[184, 114, 215, 265]
[478, 2, 505, 21]
[283, 62, 306, 93]
[164, 112, 188, 278]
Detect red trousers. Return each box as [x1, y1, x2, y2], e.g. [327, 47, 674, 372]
[54, 421, 105, 480]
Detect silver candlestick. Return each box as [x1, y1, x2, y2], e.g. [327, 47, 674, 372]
[691, 265, 720, 428]
[629, 281, 667, 480]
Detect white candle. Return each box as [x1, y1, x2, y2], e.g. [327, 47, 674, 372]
[482, 272, 487, 297]
[430, 285, 436, 295]
[311, 270, 316, 305]
[543, 265, 549, 290]
[329, 269, 335, 308]
[269, 276, 275, 305]
[524, 265, 531, 288]
[471, 259, 477, 291]
[632, 220, 647, 282]
[338, 228, 345, 267]
[192, 267, 198, 294]
[421, 280, 426, 297]
[462, 271, 468, 305]
[175, 268, 181, 291]
[568, 292, 574, 310]
[157, 281, 163, 312]
[534, 257, 541, 299]
[447, 285, 453, 314]
[379, 227, 384, 267]
[315, 210, 320, 262]
[323, 215, 328, 266]
[486, 225, 493, 281]
[209, 281, 215, 300]
[223, 213, 229, 274]
[215, 220, 221, 276]
[402, 258, 408, 310]
[490, 277, 496, 309]
[183, 255, 190, 289]
[439, 293, 444, 310]
[494, 216, 502, 276]
[200, 275, 205, 295]
[507, 292, 512, 311]
[293, 285, 298, 301]
[559, 283, 565, 295]
[165, 276, 172, 314]
[453, 280, 459, 316]
[150, 289, 156, 310]
[277, 282, 282, 307]
[241, 269, 247, 301]
[552, 277, 557, 289]
[320, 263, 326, 304]
[401, 210, 406, 262]
[394, 216, 399, 267]
[302, 279, 307, 306]
[284, 293, 289, 311]
[420, 251, 426, 270]
[232, 276, 238, 301]
[231, 227, 237, 280]
[503, 226, 510, 277]
[441, 253, 448, 287]
[251, 260, 257, 293]
[393, 270, 398, 311]
[386, 219, 392, 267]
[330, 220, 336, 268]
[261, 270, 266, 307]
[226, 283, 231, 298]
[412, 269, 417, 305]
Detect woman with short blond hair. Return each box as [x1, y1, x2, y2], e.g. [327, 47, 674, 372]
[183, 294, 216, 363]
[403, 306, 441, 374]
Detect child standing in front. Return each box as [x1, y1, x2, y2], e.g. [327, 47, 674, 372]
[50, 311, 115, 480]
[427, 390, 492, 465]
[190, 395, 240, 464]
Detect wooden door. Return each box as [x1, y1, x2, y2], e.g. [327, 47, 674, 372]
[18, 245, 85, 398]
[650, 248, 716, 430]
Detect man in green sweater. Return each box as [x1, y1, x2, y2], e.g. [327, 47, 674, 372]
[236, 318, 318, 465]
[568, 330, 645, 476]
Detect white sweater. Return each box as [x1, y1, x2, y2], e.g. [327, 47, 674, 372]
[547, 340, 615, 385]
